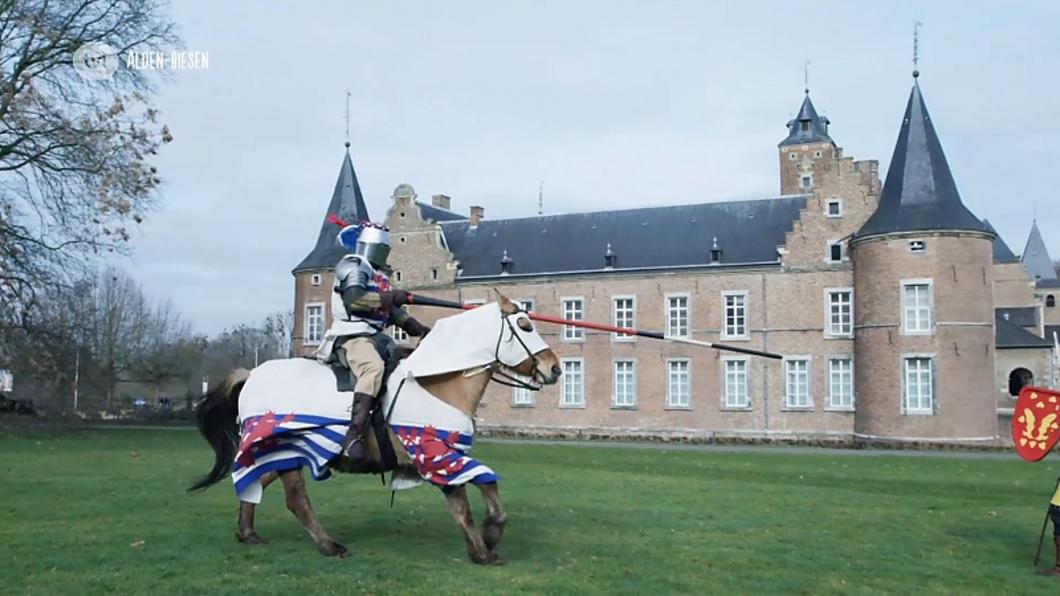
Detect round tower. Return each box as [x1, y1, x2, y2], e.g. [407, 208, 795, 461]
[851, 78, 997, 443]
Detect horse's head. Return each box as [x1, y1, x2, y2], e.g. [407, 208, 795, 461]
[494, 290, 561, 386]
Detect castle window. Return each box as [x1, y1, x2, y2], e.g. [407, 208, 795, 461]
[562, 297, 585, 341]
[612, 359, 637, 408]
[903, 356, 934, 414]
[512, 385, 534, 407]
[1048, 295, 1056, 308]
[399, 211, 406, 218]
[789, 152, 797, 160]
[722, 357, 749, 409]
[801, 174, 813, 190]
[826, 199, 842, 218]
[909, 240, 926, 253]
[722, 291, 749, 339]
[612, 296, 636, 341]
[784, 357, 811, 409]
[666, 294, 690, 338]
[310, 273, 322, 286]
[431, 268, 439, 281]
[901, 280, 933, 335]
[666, 359, 691, 409]
[518, 299, 534, 313]
[399, 236, 406, 244]
[304, 303, 324, 346]
[814, 150, 822, 158]
[560, 359, 585, 407]
[827, 241, 845, 262]
[800, 121, 810, 132]
[825, 289, 853, 337]
[394, 271, 402, 282]
[389, 325, 408, 344]
[828, 358, 854, 410]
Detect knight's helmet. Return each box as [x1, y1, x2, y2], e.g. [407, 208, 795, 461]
[337, 222, 391, 269]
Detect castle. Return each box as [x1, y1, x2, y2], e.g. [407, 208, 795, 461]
[291, 73, 1059, 444]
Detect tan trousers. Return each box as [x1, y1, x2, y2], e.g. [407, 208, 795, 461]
[341, 337, 385, 396]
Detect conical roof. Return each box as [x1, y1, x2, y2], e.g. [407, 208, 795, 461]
[1021, 220, 1057, 280]
[293, 149, 371, 273]
[856, 81, 992, 239]
[779, 93, 834, 147]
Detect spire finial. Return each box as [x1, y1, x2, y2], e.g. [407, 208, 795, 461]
[538, 181, 544, 216]
[344, 90, 351, 148]
[912, 21, 922, 79]
[804, 59, 810, 94]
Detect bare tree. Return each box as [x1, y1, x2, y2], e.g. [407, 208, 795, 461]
[264, 310, 294, 359]
[0, 0, 178, 330]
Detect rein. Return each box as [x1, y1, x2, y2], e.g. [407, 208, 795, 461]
[489, 309, 542, 392]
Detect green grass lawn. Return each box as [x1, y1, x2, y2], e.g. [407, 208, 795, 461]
[1, 428, 1058, 595]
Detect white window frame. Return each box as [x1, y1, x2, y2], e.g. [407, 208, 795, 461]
[612, 359, 638, 408]
[902, 354, 935, 415]
[721, 356, 750, 410]
[825, 198, 843, 218]
[512, 384, 535, 407]
[826, 239, 845, 263]
[721, 290, 750, 340]
[303, 302, 325, 346]
[389, 325, 409, 344]
[900, 279, 934, 335]
[560, 358, 585, 408]
[394, 270, 403, 282]
[800, 173, 814, 190]
[310, 273, 322, 286]
[665, 292, 691, 339]
[666, 358, 692, 409]
[517, 298, 535, 313]
[827, 357, 855, 411]
[824, 287, 854, 338]
[783, 356, 812, 410]
[612, 295, 637, 342]
[908, 239, 926, 253]
[561, 296, 585, 342]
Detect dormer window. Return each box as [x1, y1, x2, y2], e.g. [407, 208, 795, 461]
[800, 120, 810, 132]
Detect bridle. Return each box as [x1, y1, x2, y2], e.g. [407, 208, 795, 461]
[464, 307, 544, 391]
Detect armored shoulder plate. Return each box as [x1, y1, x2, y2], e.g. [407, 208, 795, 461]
[334, 254, 373, 292]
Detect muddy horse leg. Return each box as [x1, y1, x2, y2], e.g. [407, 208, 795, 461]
[278, 469, 349, 558]
[477, 482, 508, 564]
[236, 471, 278, 544]
[444, 485, 491, 565]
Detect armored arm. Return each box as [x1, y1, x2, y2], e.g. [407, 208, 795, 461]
[336, 255, 380, 316]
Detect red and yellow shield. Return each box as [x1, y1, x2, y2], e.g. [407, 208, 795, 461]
[1013, 386, 1060, 462]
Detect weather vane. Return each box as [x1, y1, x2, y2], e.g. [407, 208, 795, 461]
[344, 90, 351, 147]
[804, 59, 810, 94]
[913, 21, 922, 77]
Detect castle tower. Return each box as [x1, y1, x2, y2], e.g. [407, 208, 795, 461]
[851, 76, 997, 442]
[291, 146, 371, 356]
[1021, 220, 1057, 281]
[778, 90, 837, 195]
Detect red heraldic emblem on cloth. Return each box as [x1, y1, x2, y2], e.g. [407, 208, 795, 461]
[1013, 386, 1060, 462]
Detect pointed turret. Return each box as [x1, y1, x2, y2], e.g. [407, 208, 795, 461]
[856, 81, 992, 239]
[293, 148, 371, 273]
[779, 93, 834, 147]
[1021, 220, 1057, 280]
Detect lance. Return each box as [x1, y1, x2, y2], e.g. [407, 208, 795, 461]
[406, 293, 782, 360]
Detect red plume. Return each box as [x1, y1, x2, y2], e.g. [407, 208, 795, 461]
[327, 214, 349, 228]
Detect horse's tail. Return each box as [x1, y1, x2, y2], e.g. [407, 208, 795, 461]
[188, 369, 251, 492]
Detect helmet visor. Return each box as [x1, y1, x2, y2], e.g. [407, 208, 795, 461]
[358, 242, 391, 269]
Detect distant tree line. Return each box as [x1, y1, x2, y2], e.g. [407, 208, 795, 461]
[1, 265, 292, 415]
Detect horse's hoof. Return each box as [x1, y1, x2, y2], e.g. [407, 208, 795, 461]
[1036, 566, 1060, 577]
[236, 532, 267, 545]
[486, 552, 506, 566]
[320, 541, 350, 558]
[469, 551, 490, 565]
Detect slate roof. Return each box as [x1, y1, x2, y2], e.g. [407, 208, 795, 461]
[856, 81, 993, 239]
[1021, 220, 1057, 281]
[983, 219, 1019, 263]
[416, 201, 467, 223]
[294, 149, 370, 273]
[996, 312, 1052, 349]
[996, 307, 1037, 328]
[439, 196, 809, 279]
[779, 94, 834, 147]
[1038, 279, 1060, 290]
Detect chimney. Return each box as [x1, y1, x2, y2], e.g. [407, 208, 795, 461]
[432, 194, 451, 210]
[469, 205, 484, 228]
[500, 250, 513, 275]
[604, 243, 617, 269]
[710, 237, 723, 264]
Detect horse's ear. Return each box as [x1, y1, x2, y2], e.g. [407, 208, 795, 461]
[493, 287, 512, 306]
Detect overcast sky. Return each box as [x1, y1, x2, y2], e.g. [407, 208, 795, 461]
[123, 0, 1060, 335]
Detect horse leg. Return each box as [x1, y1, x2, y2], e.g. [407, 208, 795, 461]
[477, 482, 508, 565]
[236, 471, 278, 545]
[443, 485, 490, 565]
[278, 469, 350, 558]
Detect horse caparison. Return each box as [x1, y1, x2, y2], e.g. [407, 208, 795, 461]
[189, 291, 561, 565]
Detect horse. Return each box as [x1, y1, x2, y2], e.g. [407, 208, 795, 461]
[188, 291, 561, 565]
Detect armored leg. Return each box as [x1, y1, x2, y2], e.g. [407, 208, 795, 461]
[339, 337, 385, 462]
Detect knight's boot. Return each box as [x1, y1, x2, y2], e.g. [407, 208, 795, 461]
[341, 392, 375, 462]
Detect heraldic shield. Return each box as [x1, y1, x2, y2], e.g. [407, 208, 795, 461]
[1013, 386, 1060, 462]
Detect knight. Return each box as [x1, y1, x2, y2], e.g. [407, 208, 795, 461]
[315, 221, 430, 463]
